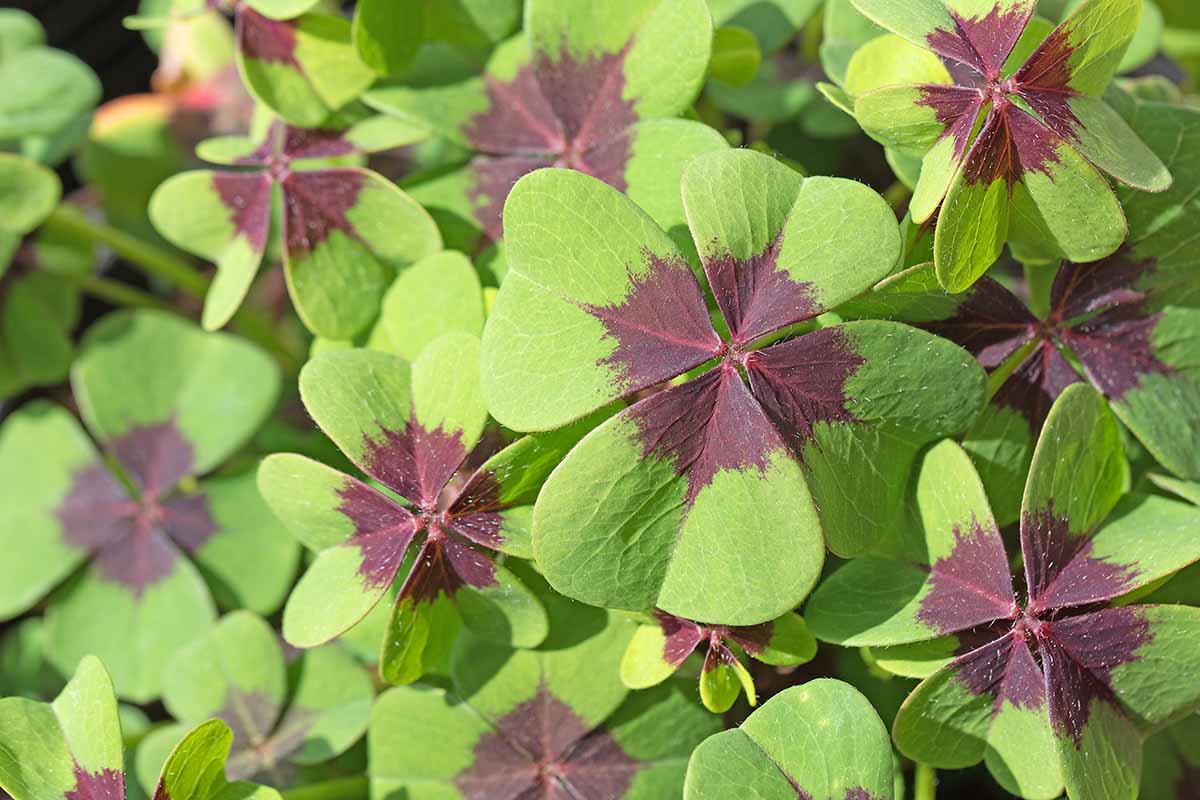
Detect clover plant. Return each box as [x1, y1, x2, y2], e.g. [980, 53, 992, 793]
[846, 0, 1171, 291]
[807, 385, 1200, 799]
[2, 1, 1198, 798]
[0, 656, 280, 800]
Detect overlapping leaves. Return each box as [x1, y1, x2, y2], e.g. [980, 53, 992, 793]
[134, 611, 372, 792]
[806, 385, 1200, 799]
[365, 0, 725, 263]
[150, 119, 439, 337]
[621, 609, 816, 713]
[260, 333, 596, 685]
[684, 679, 895, 799]
[847, 0, 1171, 291]
[0, 310, 291, 701]
[369, 568, 721, 800]
[482, 148, 985, 625]
[839, 94, 1200, 520]
[0, 656, 280, 800]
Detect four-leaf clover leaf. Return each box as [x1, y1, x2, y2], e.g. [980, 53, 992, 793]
[807, 385, 1200, 800]
[849, 0, 1171, 291]
[482, 148, 986, 624]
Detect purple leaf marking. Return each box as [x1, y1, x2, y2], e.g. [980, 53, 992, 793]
[1176, 763, 1200, 799]
[580, 251, 722, 397]
[917, 518, 1016, 636]
[744, 327, 865, 453]
[337, 480, 419, 591]
[468, 155, 555, 244]
[922, 277, 1039, 369]
[924, 5, 1034, 81]
[281, 169, 366, 259]
[236, 7, 299, 68]
[701, 233, 820, 346]
[1021, 504, 1140, 612]
[626, 365, 785, 506]
[1040, 607, 1151, 745]
[991, 340, 1081, 431]
[359, 416, 469, 511]
[454, 685, 639, 800]
[463, 46, 638, 244]
[64, 767, 124, 800]
[56, 422, 216, 594]
[952, 631, 1047, 711]
[212, 173, 272, 253]
[653, 610, 774, 670]
[331, 423, 528, 606]
[915, 84, 986, 159]
[913, 498, 1155, 746]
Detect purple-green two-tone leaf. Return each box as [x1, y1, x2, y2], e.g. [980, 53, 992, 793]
[235, 8, 374, 127]
[149, 171, 272, 331]
[0, 402, 97, 620]
[483, 168, 723, 431]
[280, 166, 441, 340]
[0, 656, 124, 800]
[680, 149, 901, 344]
[684, 679, 894, 800]
[72, 310, 280, 477]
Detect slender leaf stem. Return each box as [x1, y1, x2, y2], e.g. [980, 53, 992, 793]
[280, 776, 369, 800]
[41, 204, 302, 373]
[914, 763, 937, 800]
[43, 204, 209, 298]
[67, 273, 172, 310]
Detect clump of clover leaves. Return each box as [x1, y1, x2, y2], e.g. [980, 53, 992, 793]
[149, 118, 440, 338]
[806, 384, 1200, 800]
[259, 332, 595, 685]
[364, 0, 726, 265]
[620, 609, 816, 713]
[684, 679, 895, 799]
[837, 91, 1200, 523]
[0, 156, 93, 400]
[0, 9, 100, 165]
[481, 147, 986, 626]
[369, 564, 722, 799]
[134, 611, 372, 791]
[844, 0, 1172, 291]
[0, 310, 296, 702]
[0, 655, 281, 800]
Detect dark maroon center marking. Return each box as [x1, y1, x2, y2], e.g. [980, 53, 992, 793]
[335, 426, 522, 600]
[65, 766, 124, 800]
[654, 610, 773, 671]
[917, 518, 1016, 636]
[463, 46, 638, 244]
[1040, 607, 1151, 745]
[914, 248, 1169, 430]
[580, 250, 722, 398]
[924, 6, 1034, 81]
[915, 84, 986, 160]
[213, 173, 272, 253]
[1020, 504, 1140, 612]
[56, 422, 216, 594]
[744, 327, 865, 455]
[916, 501, 1154, 744]
[280, 169, 367, 258]
[454, 685, 639, 800]
[236, 7, 299, 67]
[913, 5, 1097, 192]
[1177, 763, 1200, 799]
[627, 364, 784, 506]
[702, 233, 820, 347]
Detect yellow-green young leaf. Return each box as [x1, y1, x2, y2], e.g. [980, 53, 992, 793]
[0, 154, 59, 235]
